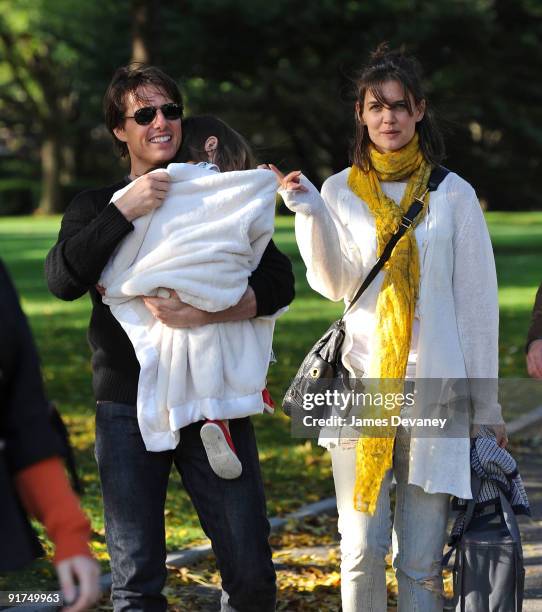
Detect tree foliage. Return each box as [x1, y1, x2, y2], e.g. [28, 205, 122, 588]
[0, 0, 541, 212]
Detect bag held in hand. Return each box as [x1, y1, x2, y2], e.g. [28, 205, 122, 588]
[443, 472, 525, 612]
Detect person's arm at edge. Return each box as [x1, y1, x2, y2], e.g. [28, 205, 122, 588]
[526, 283, 542, 378]
[2, 259, 100, 610]
[15, 457, 92, 563]
[15, 461, 100, 612]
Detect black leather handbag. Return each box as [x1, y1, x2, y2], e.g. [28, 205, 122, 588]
[444, 473, 525, 612]
[282, 165, 449, 420]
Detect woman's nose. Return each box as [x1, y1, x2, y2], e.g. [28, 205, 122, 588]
[382, 108, 396, 123]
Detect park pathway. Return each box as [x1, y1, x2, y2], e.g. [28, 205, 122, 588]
[160, 425, 542, 611]
[4, 421, 541, 611]
[161, 424, 542, 611]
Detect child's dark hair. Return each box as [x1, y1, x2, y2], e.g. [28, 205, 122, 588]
[176, 115, 255, 171]
[351, 43, 445, 171]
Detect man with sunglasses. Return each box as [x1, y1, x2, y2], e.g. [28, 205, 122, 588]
[45, 65, 294, 612]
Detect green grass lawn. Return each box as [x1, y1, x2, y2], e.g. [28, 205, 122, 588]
[0, 211, 540, 586]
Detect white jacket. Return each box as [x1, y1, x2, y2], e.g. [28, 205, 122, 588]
[101, 164, 281, 451]
[281, 168, 503, 499]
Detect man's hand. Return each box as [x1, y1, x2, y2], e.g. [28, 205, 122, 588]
[527, 339, 542, 379]
[56, 555, 101, 612]
[143, 287, 257, 328]
[470, 423, 508, 448]
[114, 171, 170, 222]
[261, 164, 308, 192]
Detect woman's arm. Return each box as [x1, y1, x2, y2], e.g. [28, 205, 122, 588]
[452, 190, 506, 443]
[271, 166, 362, 302]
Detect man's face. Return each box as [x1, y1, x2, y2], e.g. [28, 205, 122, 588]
[113, 85, 182, 177]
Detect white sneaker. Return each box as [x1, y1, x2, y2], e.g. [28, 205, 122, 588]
[200, 420, 242, 480]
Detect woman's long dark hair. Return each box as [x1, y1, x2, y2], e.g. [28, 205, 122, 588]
[351, 44, 445, 171]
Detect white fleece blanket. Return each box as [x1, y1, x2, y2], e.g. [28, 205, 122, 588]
[100, 163, 280, 451]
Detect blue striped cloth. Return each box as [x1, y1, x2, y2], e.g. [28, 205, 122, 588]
[450, 426, 530, 540]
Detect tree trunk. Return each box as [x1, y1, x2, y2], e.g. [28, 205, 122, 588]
[131, 0, 161, 64]
[39, 133, 62, 214]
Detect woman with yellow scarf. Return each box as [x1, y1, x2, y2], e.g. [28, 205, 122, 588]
[271, 45, 506, 611]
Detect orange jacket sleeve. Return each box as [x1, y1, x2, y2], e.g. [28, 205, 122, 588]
[15, 456, 92, 564]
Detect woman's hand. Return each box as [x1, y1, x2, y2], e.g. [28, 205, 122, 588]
[260, 164, 308, 192]
[56, 555, 101, 612]
[470, 423, 508, 448]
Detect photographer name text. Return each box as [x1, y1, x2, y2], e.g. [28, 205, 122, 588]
[302, 414, 448, 429]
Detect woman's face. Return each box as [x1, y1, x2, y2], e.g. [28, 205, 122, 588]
[359, 80, 425, 154]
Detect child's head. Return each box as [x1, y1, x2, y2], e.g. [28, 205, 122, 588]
[176, 115, 255, 171]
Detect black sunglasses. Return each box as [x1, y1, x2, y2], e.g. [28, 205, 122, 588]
[124, 103, 183, 125]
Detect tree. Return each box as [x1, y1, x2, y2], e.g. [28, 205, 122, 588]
[0, 0, 132, 213]
[1, 0, 541, 212]
[131, 0, 162, 64]
[158, 0, 542, 209]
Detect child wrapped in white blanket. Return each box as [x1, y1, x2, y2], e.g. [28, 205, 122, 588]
[100, 161, 280, 454]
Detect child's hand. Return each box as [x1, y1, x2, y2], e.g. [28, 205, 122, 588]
[261, 164, 308, 192]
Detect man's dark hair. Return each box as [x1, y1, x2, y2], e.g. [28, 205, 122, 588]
[103, 64, 183, 158]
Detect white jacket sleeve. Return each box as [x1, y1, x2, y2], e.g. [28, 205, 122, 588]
[280, 175, 362, 302]
[452, 190, 503, 425]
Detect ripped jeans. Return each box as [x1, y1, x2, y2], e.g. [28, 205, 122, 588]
[330, 429, 450, 612]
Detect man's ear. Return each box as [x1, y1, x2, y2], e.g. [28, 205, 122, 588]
[113, 125, 128, 143]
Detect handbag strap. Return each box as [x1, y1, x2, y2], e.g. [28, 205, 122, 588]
[340, 165, 449, 322]
[498, 484, 525, 612]
[442, 471, 525, 563]
[497, 485, 523, 551]
[442, 470, 482, 567]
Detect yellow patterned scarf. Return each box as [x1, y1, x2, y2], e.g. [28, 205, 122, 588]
[347, 133, 432, 514]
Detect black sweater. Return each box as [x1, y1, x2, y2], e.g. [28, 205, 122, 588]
[45, 180, 295, 405]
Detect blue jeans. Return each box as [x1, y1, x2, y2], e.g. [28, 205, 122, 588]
[330, 430, 450, 612]
[95, 402, 276, 612]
